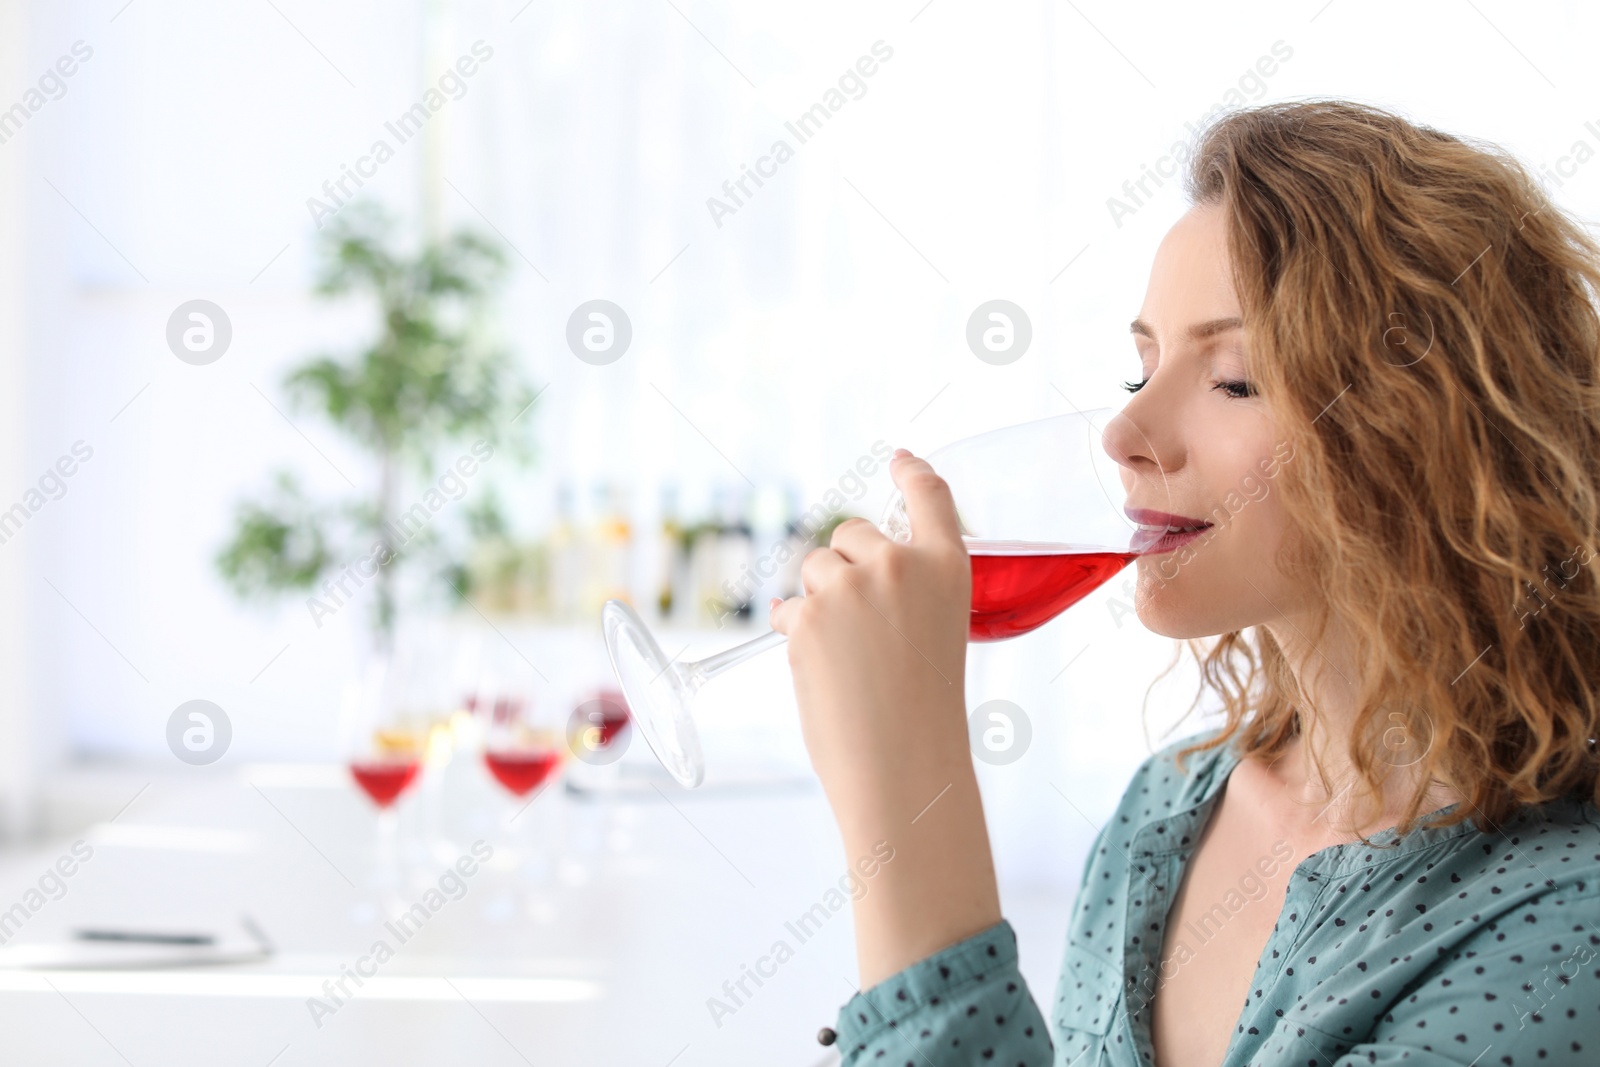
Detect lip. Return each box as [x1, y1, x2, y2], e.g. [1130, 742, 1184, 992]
[1125, 507, 1213, 529]
[1133, 526, 1211, 554]
[1125, 507, 1214, 555]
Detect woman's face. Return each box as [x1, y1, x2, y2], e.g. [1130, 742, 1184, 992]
[1104, 202, 1303, 640]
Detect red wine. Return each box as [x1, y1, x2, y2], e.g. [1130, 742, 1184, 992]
[593, 689, 630, 746]
[484, 749, 562, 796]
[598, 710, 629, 745]
[967, 541, 1137, 641]
[349, 760, 422, 808]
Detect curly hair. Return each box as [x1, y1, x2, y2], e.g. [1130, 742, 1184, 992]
[1162, 99, 1600, 835]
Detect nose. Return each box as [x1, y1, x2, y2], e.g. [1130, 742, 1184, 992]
[1101, 390, 1178, 483]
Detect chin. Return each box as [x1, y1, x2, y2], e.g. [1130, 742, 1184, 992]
[1134, 606, 1228, 640]
[1131, 563, 1240, 639]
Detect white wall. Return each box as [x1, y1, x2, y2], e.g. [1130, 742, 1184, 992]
[6, 0, 1600, 871]
[0, 0, 41, 839]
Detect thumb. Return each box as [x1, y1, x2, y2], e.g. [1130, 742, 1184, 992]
[890, 452, 963, 547]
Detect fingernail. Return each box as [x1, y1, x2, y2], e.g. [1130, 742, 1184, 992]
[768, 597, 781, 610]
[893, 448, 912, 458]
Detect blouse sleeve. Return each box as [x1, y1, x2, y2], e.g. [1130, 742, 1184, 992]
[831, 918, 1053, 1066]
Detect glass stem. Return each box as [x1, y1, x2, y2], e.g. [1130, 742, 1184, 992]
[680, 628, 787, 688]
[377, 807, 399, 889]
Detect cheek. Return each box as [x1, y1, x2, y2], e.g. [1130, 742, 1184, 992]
[1219, 448, 1288, 546]
[1219, 419, 1282, 511]
[1212, 462, 1305, 615]
[1228, 486, 1286, 562]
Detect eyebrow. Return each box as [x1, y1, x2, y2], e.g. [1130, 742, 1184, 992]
[1128, 316, 1244, 342]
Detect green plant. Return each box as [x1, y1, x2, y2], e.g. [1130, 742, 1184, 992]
[216, 202, 536, 651]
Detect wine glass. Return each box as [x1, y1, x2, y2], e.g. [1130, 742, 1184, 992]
[483, 697, 565, 811]
[344, 654, 428, 913]
[567, 687, 631, 759]
[601, 406, 1170, 787]
[480, 671, 565, 914]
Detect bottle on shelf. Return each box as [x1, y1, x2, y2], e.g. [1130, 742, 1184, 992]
[655, 484, 686, 623]
[584, 482, 633, 617]
[689, 486, 727, 627]
[716, 484, 757, 625]
[546, 482, 581, 622]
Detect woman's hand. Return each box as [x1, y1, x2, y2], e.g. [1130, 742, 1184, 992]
[770, 451, 969, 816]
[769, 451, 1001, 987]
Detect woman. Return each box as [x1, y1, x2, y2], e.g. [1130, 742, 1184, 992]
[768, 99, 1600, 1066]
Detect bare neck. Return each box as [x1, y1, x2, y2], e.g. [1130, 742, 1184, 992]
[1259, 617, 1464, 840]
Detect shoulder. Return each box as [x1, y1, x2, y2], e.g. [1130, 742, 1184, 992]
[1440, 795, 1600, 953]
[1293, 796, 1600, 1058]
[1441, 819, 1600, 1045]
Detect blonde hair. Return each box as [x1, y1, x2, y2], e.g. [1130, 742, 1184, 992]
[1166, 99, 1600, 834]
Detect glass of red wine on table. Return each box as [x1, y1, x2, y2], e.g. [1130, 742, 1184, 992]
[476, 651, 567, 807]
[346, 693, 429, 919]
[564, 687, 631, 782]
[483, 696, 565, 805]
[585, 689, 631, 749]
[479, 674, 567, 912]
[602, 407, 1171, 788]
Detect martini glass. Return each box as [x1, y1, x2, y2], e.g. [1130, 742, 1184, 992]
[602, 407, 1166, 787]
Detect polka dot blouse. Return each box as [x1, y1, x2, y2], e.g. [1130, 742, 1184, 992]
[832, 730, 1600, 1065]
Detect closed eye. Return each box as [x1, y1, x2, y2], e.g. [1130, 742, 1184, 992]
[1121, 378, 1257, 398]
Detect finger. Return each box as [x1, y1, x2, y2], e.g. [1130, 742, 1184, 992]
[799, 545, 849, 594]
[890, 453, 964, 547]
[768, 595, 795, 634]
[827, 516, 890, 563]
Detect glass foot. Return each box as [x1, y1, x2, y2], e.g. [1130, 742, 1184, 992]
[600, 600, 704, 788]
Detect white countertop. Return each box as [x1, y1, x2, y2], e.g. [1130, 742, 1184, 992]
[0, 751, 1084, 1067]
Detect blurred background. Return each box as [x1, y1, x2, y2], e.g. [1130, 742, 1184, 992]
[0, 0, 1596, 1063]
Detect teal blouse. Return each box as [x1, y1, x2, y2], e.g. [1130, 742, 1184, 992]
[831, 730, 1600, 1065]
